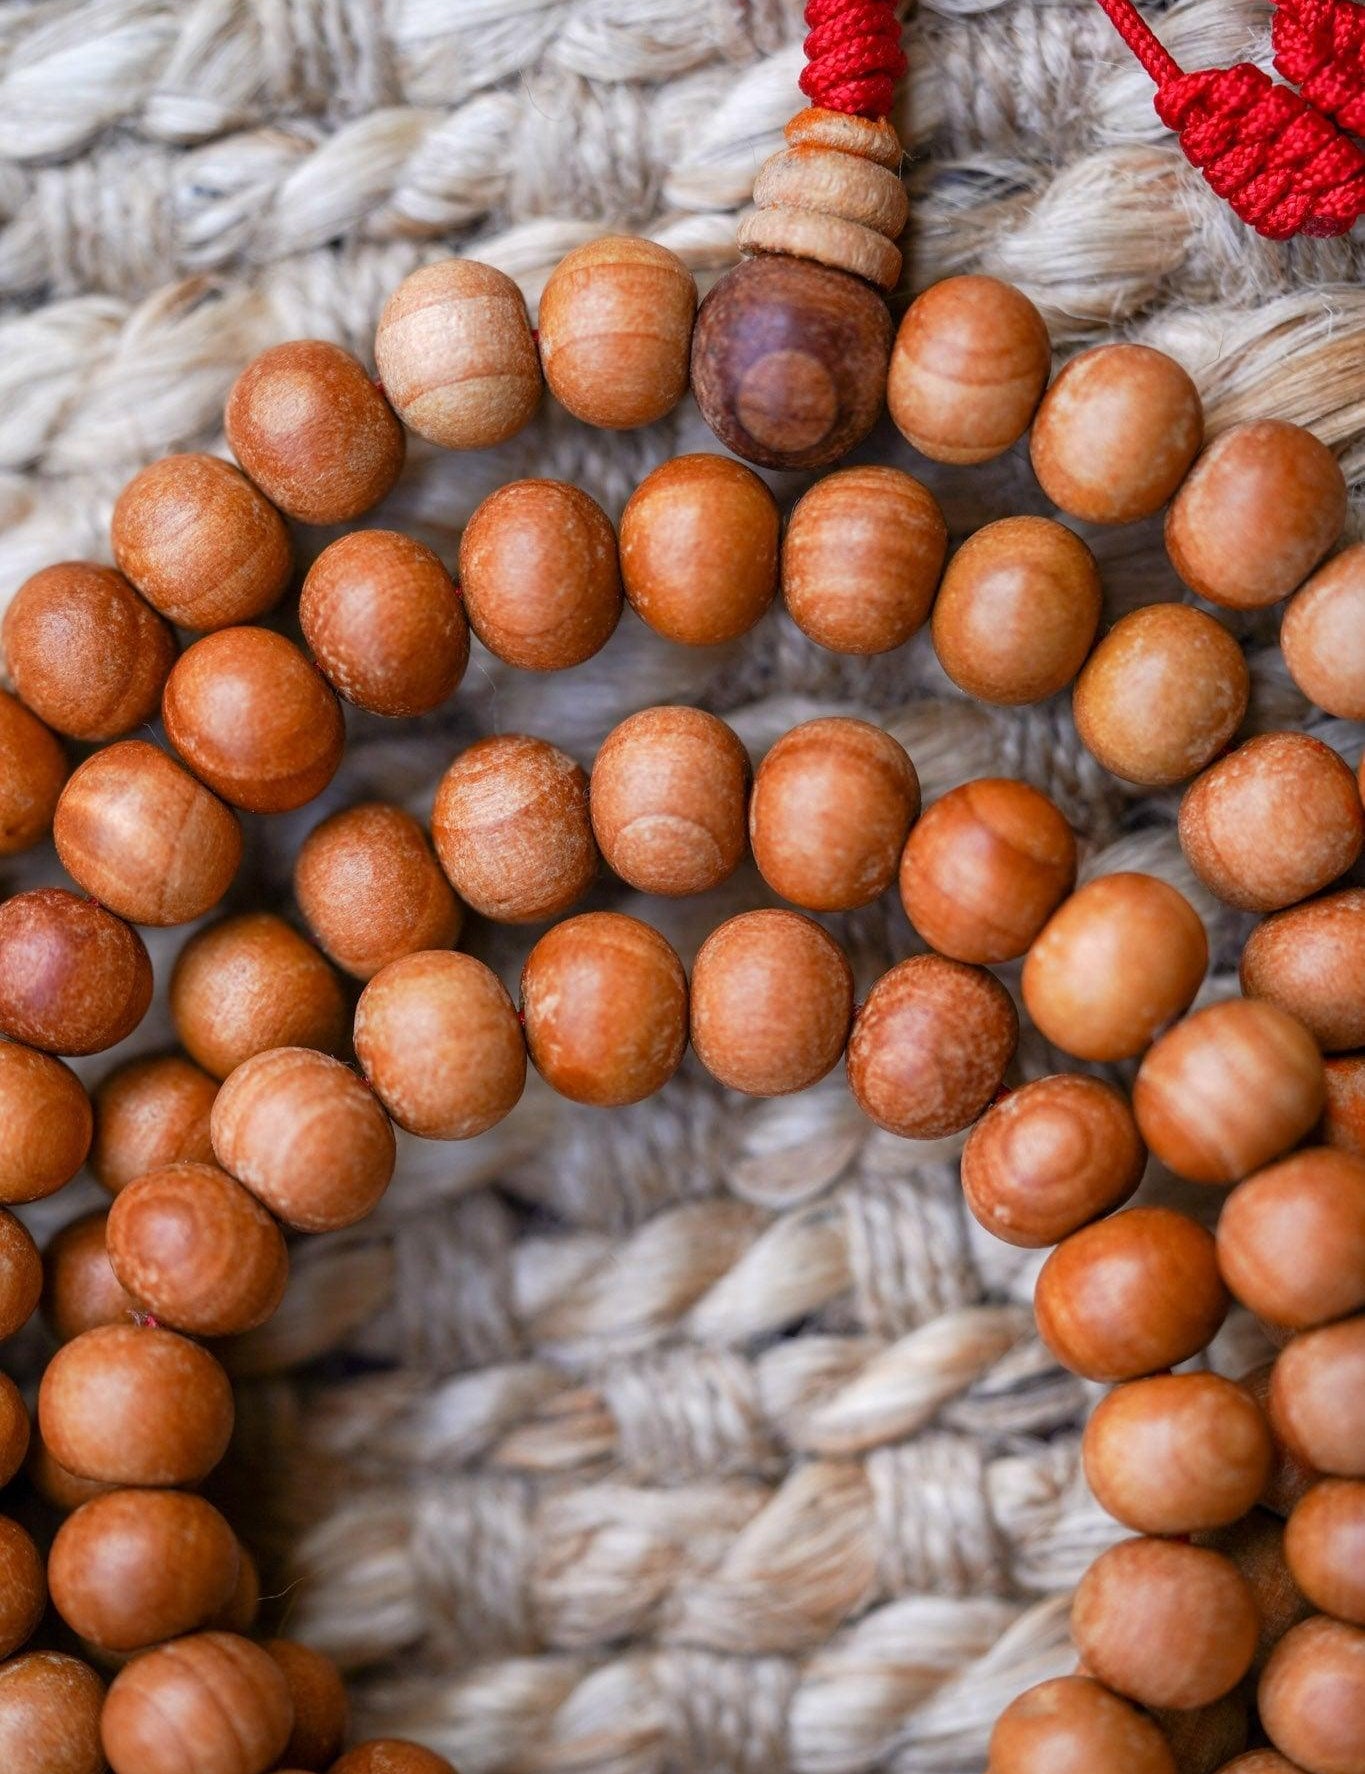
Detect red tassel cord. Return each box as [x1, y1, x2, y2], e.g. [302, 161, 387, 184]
[799, 0, 907, 118]
[1273, 0, 1365, 132]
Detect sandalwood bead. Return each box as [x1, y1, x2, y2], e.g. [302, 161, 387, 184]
[1281, 544, 1365, 719]
[1323, 1055, 1365, 1158]
[1259, 1617, 1365, 1774]
[960, 1074, 1144, 1247]
[41, 1211, 134, 1343]
[0, 689, 66, 855]
[1270, 1318, 1365, 1476]
[431, 735, 597, 923]
[1034, 1206, 1228, 1381]
[899, 777, 1076, 963]
[1243, 1362, 1321, 1518]
[1022, 873, 1208, 1062]
[354, 951, 526, 1139]
[374, 258, 540, 450]
[689, 910, 853, 1097]
[1242, 890, 1365, 1054]
[887, 275, 1051, 465]
[931, 516, 1102, 705]
[0, 1652, 105, 1774]
[101, 1631, 294, 1774]
[458, 480, 622, 670]
[330, 1747, 456, 1774]
[163, 627, 344, 814]
[781, 465, 946, 655]
[112, 454, 292, 630]
[266, 1641, 349, 1772]
[1166, 420, 1346, 609]
[0, 889, 152, 1056]
[846, 953, 1018, 1140]
[1218, 1150, 1365, 1330]
[0, 1517, 44, 1657]
[170, 913, 348, 1080]
[0, 1212, 39, 1341]
[0, 1042, 92, 1203]
[784, 105, 902, 166]
[1285, 1483, 1365, 1624]
[91, 1053, 217, 1195]
[738, 201, 901, 293]
[0, 1373, 29, 1487]
[988, 1676, 1177, 1774]
[1073, 604, 1250, 788]
[211, 1047, 396, 1232]
[1133, 1000, 1326, 1186]
[619, 453, 778, 645]
[226, 339, 404, 524]
[590, 706, 750, 896]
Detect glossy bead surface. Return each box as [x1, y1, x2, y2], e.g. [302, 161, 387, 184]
[1217, 1149, 1365, 1329]
[1270, 1318, 1365, 1476]
[988, 1676, 1177, 1774]
[1259, 1616, 1365, 1774]
[331, 1745, 457, 1774]
[101, 1631, 294, 1774]
[1241, 889, 1365, 1054]
[90, 1053, 217, 1194]
[0, 889, 152, 1056]
[1281, 542, 1365, 719]
[1285, 1482, 1365, 1624]
[0, 1652, 105, 1774]
[266, 1640, 349, 1772]
[0, 1517, 43, 1658]
[41, 1211, 134, 1343]
[0, 1211, 39, 1341]
[0, 1042, 92, 1203]
[0, 689, 66, 856]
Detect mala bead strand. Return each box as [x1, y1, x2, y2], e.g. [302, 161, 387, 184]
[0, 1042, 92, 1203]
[0, 889, 152, 1056]
[0, 1651, 105, 1774]
[90, 1054, 217, 1194]
[1280, 542, 1365, 719]
[100, 1631, 294, 1774]
[0, 688, 66, 856]
[41, 1211, 135, 1343]
[1241, 889, 1365, 1053]
[1216, 1149, 1365, 1330]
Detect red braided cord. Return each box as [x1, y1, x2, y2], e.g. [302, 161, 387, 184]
[799, 0, 907, 118]
[1273, 0, 1365, 132]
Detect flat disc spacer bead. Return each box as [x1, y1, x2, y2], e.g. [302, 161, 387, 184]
[752, 148, 909, 238]
[738, 206, 901, 291]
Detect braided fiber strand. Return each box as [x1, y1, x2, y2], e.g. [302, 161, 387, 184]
[799, 0, 907, 117]
[1274, 0, 1365, 131]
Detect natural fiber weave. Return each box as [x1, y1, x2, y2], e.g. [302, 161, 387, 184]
[2, 0, 1362, 1768]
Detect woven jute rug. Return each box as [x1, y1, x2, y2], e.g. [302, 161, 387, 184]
[2, 1, 1363, 1768]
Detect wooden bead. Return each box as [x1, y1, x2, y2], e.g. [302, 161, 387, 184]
[1242, 889, 1365, 1053]
[1215, 1757, 1306, 1773]
[27, 1434, 116, 1513]
[0, 889, 152, 1056]
[960, 1073, 1144, 1247]
[431, 734, 597, 923]
[225, 339, 404, 524]
[170, 913, 348, 1080]
[1030, 344, 1203, 523]
[0, 689, 66, 856]
[738, 204, 902, 291]
[106, 1160, 288, 1336]
[1285, 1482, 1365, 1624]
[211, 1047, 396, 1232]
[781, 466, 946, 654]
[1022, 872, 1208, 1062]
[1073, 604, 1250, 788]
[752, 145, 909, 240]
[163, 627, 344, 814]
[111, 454, 292, 630]
[1166, 420, 1347, 609]
[459, 480, 622, 670]
[1034, 1206, 1228, 1381]
[899, 777, 1076, 963]
[1270, 1318, 1365, 1477]
[354, 950, 526, 1139]
[91, 1053, 217, 1195]
[53, 740, 242, 927]
[374, 258, 540, 450]
[265, 1640, 349, 1772]
[1242, 1362, 1322, 1518]
[1082, 1374, 1273, 1534]
[212, 1544, 260, 1635]
[39, 1323, 234, 1485]
[785, 106, 902, 166]
[101, 1631, 294, 1774]
[931, 516, 1102, 705]
[300, 529, 468, 717]
[689, 910, 853, 1097]
[538, 236, 696, 429]
[1323, 1054, 1365, 1158]
[887, 275, 1051, 465]
[49, 1488, 240, 1652]
[619, 452, 778, 645]
[846, 953, 1018, 1140]
[987, 1678, 1177, 1774]
[0, 1517, 45, 1658]
[590, 706, 749, 896]
[1218, 1149, 1365, 1330]
[0, 1652, 105, 1774]
[1259, 1616, 1365, 1774]
[0, 1042, 92, 1203]
[690, 254, 892, 470]
[1179, 734, 1362, 913]
[1281, 543, 1365, 719]
[0, 1372, 29, 1487]
[331, 1743, 457, 1774]
[0, 1211, 39, 1341]
[1133, 1000, 1326, 1186]
[1072, 1538, 1259, 1710]
[522, 913, 687, 1107]
[41, 1211, 134, 1343]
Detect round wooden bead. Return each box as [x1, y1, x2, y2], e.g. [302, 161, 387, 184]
[101, 1631, 294, 1774]
[960, 1074, 1145, 1247]
[781, 465, 947, 655]
[1270, 1318, 1365, 1477]
[690, 254, 892, 470]
[1030, 344, 1203, 524]
[1259, 1616, 1365, 1774]
[1285, 1482, 1365, 1625]
[750, 717, 919, 911]
[106, 1160, 288, 1336]
[265, 1640, 349, 1772]
[111, 454, 292, 630]
[619, 452, 779, 645]
[1166, 420, 1347, 609]
[41, 1211, 134, 1343]
[431, 734, 597, 923]
[0, 889, 152, 1056]
[0, 1652, 105, 1774]
[1034, 1206, 1228, 1381]
[90, 1053, 217, 1194]
[0, 1373, 29, 1487]
[1281, 543, 1365, 719]
[1072, 604, 1250, 788]
[53, 740, 242, 927]
[170, 913, 348, 1080]
[374, 258, 540, 450]
[354, 951, 526, 1139]
[1215, 1757, 1307, 1773]
[931, 516, 1102, 705]
[689, 910, 853, 1097]
[1133, 1000, 1326, 1186]
[887, 275, 1051, 465]
[899, 777, 1076, 963]
[212, 1544, 260, 1635]
[211, 1047, 396, 1232]
[846, 953, 1018, 1140]
[522, 913, 687, 1107]
[0, 1516, 45, 1658]
[1217, 1149, 1365, 1330]
[1323, 1055, 1365, 1158]
[0, 689, 66, 856]
[162, 627, 344, 814]
[225, 339, 404, 524]
[330, 1743, 457, 1774]
[752, 143, 909, 239]
[1022, 872, 1208, 1062]
[27, 1434, 116, 1513]
[988, 1676, 1177, 1774]
[1241, 889, 1365, 1053]
[538, 236, 696, 429]
[0, 1042, 92, 1203]
[1242, 1362, 1321, 1518]
[458, 480, 622, 670]
[589, 706, 750, 896]
[0, 1211, 40, 1341]
[299, 530, 468, 717]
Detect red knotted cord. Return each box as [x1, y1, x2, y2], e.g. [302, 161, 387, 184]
[1273, 0, 1365, 131]
[799, 0, 907, 118]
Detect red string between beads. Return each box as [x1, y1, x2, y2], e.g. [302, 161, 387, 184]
[799, 0, 907, 119]
[1273, 0, 1365, 132]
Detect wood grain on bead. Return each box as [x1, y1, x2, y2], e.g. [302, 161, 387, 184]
[90, 1053, 217, 1193]
[988, 1676, 1177, 1774]
[0, 1373, 29, 1488]
[0, 1041, 91, 1203]
[0, 1210, 39, 1341]
[0, 1652, 105, 1774]
[41, 1211, 134, 1343]
[111, 454, 292, 630]
[331, 1745, 457, 1774]
[1242, 889, 1365, 1053]
[265, 1641, 349, 1772]
[0, 888, 152, 1056]
[846, 953, 1018, 1140]
[1259, 1616, 1365, 1774]
[1281, 543, 1365, 720]
[0, 1516, 44, 1658]
[1218, 1149, 1365, 1330]
[751, 143, 908, 240]
[101, 1631, 294, 1774]
[738, 202, 901, 291]
[1285, 1482, 1365, 1624]
[1270, 1318, 1365, 1477]
[0, 689, 66, 856]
